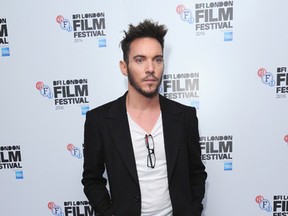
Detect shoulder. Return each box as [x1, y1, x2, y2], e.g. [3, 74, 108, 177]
[88, 100, 115, 116]
[86, 93, 127, 119]
[160, 94, 196, 114]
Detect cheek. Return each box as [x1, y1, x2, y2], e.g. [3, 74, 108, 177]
[128, 65, 143, 76]
[156, 66, 164, 76]
[127, 67, 142, 81]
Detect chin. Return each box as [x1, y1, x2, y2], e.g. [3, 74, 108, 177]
[140, 89, 159, 98]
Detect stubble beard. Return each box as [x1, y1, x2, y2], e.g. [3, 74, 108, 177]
[127, 68, 163, 98]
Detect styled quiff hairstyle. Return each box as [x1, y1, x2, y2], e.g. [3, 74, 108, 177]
[120, 19, 168, 64]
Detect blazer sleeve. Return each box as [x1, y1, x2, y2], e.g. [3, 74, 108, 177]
[187, 107, 207, 216]
[81, 110, 113, 216]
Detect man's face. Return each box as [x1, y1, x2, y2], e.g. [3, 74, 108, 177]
[123, 37, 164, 98]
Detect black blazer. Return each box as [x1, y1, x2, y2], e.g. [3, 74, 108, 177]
[82, 92, 207, 216]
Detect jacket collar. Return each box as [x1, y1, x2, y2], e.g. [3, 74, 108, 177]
[106, 92, 184, 182]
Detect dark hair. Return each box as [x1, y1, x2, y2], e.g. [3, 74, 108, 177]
[120, 19, 168, 64]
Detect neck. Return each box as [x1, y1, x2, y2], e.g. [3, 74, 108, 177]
[126, 89, 160, 112]
[126, 90, 161, 134]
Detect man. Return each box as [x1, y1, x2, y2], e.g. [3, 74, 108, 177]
[82, 19, 207, 216]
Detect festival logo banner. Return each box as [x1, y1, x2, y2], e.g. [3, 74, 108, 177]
[67, 143, 82, 159]
[0, 18, 10, 57]
[257, 67, 288, 99]
[255, 195, 288, 215]
[176, 1, 234, 41]
[48, 201, 97, 216]
[200, 135, 233, 171]
[160, 72, 200, 109]
[0, 145, 24, 179]
[36, 78, 90, 115]
[56, 12, 107, 47]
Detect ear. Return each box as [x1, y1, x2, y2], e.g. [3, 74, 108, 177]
[119, 60, 128, 76]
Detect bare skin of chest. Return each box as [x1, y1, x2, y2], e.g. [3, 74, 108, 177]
[127, 109, 160, 134]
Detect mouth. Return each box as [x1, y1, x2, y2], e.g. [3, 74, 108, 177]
[143, 75, 158, 82]
[144, 78, 156, 82]
[143, 79, 158, 86]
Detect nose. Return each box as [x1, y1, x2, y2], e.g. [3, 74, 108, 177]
[146, 60, 155, 73]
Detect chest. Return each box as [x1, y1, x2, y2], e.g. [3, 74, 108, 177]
[128, 110, 160, 134]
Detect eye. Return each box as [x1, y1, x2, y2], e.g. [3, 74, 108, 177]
[135, 57, 144, 64]
[154, 57, 164, 64]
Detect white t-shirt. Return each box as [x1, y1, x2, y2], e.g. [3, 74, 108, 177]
[127, 113, 173, 216]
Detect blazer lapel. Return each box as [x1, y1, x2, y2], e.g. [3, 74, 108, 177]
[160, 95, 184, 181]
[105, 93, 139, 183]
[104, 93, 184, 183]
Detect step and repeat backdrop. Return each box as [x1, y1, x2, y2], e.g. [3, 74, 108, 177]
[1, 0, 288, 215]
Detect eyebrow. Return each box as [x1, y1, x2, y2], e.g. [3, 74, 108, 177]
[133, 54, 163, 59]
